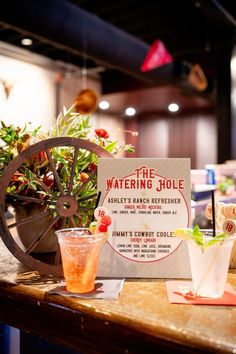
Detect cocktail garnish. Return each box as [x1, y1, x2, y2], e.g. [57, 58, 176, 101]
[173, 225, 228, 249]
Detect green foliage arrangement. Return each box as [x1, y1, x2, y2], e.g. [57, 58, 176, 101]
[0, 106, 134, 226]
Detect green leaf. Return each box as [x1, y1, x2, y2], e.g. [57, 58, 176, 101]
[29, 182, 38, 191]
[204, 233, 228, 248]
[105, 141, 117, 152]
[127, 146, 135, 153]
[82, 214, 88, 226]
[190, 225, 229, 249]
[192, 225, 204, 246]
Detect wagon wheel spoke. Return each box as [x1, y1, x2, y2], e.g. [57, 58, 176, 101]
[74, 169, 97, 197]
[69, 216, 76, 227]
[8, 210, 50, 229]
[25, 215, 60, 254]
[45, 148, 64, 195]
[61, 216, 67, 229]
[33, 177, 56, 196]
[6, 194, 52, 205]
[67, 146, 79, 196]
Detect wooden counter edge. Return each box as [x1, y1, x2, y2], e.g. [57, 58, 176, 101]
[0, 280, 231, 354]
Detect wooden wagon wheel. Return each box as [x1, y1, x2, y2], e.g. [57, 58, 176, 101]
[0, 137, 113, 276]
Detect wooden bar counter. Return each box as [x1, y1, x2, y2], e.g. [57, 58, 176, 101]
[0, 239, 236, 354]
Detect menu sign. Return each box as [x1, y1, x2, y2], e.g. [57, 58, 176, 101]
[97, 158, 191, 278]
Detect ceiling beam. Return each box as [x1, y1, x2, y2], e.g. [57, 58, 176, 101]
[0, 0, 184, 88]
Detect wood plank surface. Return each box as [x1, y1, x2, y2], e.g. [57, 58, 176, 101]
[0, 238, 236, 353]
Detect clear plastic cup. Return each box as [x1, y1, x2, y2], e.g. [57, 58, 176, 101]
[187, 229, 236, 298]
[56, 228, 104, 293]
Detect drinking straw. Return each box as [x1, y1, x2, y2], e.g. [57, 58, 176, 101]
[211, 189, 216, 237]
[91, 191, 101, 222]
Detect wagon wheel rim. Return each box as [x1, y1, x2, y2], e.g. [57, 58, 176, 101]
[0, 137, 113, 276]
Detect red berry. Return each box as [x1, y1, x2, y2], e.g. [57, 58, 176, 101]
[98, 223, 108, 232]
[88, 162, 97, 172]
[101, 215, 112, 226]
[43, 172, 54, 187]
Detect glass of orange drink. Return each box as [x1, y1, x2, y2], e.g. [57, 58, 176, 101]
[56, 228, 105, 293]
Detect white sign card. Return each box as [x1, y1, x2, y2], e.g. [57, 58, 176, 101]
[97, 158, 191, 278]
